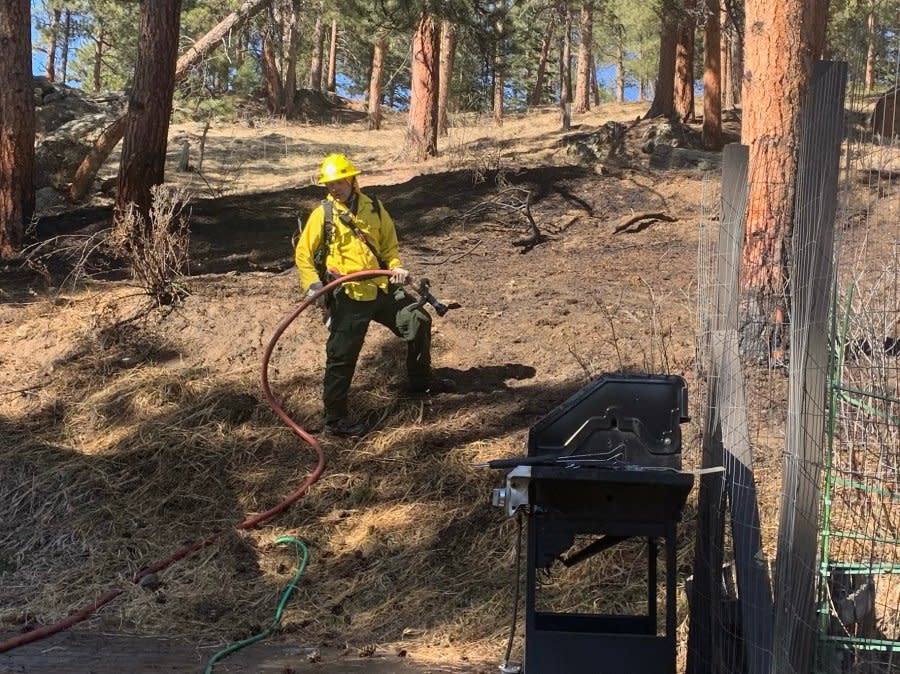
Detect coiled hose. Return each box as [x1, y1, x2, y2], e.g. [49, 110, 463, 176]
[0, 269, 393, 655]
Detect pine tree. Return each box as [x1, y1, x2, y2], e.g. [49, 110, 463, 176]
[740, 0, 829, 356]
[0, 0, 34, 256]
[115, 0, 182, 225]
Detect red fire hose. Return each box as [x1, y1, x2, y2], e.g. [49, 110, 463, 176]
[0, 269, 392, 654]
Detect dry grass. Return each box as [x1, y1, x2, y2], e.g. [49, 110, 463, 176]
[156, 102, 651, 201]
[0, 308, 521, 661]
[0, 284, 698, 667]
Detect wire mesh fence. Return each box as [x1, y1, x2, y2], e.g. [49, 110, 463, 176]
[817, 46, 900, 672]
[690, 36, 900, 673]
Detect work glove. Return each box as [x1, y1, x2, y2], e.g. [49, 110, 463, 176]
[390, 267, 410, 285]
[306, 281, 326, 308]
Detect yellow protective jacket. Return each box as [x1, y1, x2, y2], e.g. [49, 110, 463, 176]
[295, 191, 402, 301]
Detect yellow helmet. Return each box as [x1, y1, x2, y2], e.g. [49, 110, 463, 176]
[317, 153, 360, 185]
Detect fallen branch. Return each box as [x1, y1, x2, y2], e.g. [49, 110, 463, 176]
[463, 187, 548, 253]
[420, 239, 483, 265]
[613, 211, 677, 234]
[0, 384, 45, 397]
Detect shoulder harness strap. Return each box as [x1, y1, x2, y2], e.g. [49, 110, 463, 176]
[331, 199, 387, 270]
[370, 195, 382, 222]
[311, 200, 335, 283]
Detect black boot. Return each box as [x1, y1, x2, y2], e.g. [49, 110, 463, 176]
[324, 418, 369, 437]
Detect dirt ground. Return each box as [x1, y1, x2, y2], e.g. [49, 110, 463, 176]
[1, 102, 727, 673]
[0, 630, 482, 673]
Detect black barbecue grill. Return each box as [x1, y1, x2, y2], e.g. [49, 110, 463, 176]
[489, 373, 695, 674]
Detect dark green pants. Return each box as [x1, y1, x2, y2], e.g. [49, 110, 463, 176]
[323, 287, 432, 423]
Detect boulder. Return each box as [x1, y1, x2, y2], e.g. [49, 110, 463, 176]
[649, 145, 722, 171]
[872, 87, 899, 138]
[34, 186, 68, 213]
[33, 77, 125, 191]
[34, 113, 118, 190]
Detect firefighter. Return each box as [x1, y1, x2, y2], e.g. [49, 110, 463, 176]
[295, 153, 452, 437]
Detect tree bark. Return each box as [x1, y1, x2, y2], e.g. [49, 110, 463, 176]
[720, 4, 732, 109]
[60, 9, 70, 85]
[530, 18, 555, 106]
[492, 2, 506, 127]
[92, 22, 104, 92]
[68, 0, 274, 203]
[326, 18, 337, 93]
[865, 7, 876, 94]
[574, 0, 593, 113]
[645, 0, 679, 118]
[726, 0, 744, 105]
[0, 0, 35, 257]
[590, 54, 601, 106]
[367, 28, 388, 130]
[740, 0, 828, 350]
[616, 24, 626, 102]
[702, 0, 722, 149]
[262, 30, 283, 114]
[114, 0, 182, 226]
[438, 19, 457, 136]
[45, 8, 60, 83]
[674, 0, 696, 122]
[559, 2, 572, 130]
[282, 4, 298, 118]
[406, 13, 439, 160]
[308, 13, 324, 90]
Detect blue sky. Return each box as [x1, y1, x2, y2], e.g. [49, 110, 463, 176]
[31, 22, 44, 75]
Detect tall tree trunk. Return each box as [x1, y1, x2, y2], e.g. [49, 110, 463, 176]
[114, 0, 182, 226]
[702, 0, 722, 149]
[493, 56, 504, 126]
[616, 24, 626, 102]
[60, 9, 71, 85]
[283, 6, 298, 118]
[645, 0, 678, 118]
[262, 31, 283, 114]
[326, 18, 337, 92]
[68, 0, 274, 203]
[406, 13, 439, 160]
[0, 0, 35, 257]
[308, 14, 324, 90]
[92, 22, 104, 92]
[674, 0, 696, 122]
[740, 0, 828, 354]
[438, 19, 457, 136]
[492, 2, 506, 127]
[720, 4, 732, 109]
[574, 0, 593, 113]
[367, 28, 388, 130]
[864, 8, 876, 93]
[730, 33, 742, 105]
[530, 18, 555, 106]
[45, 8, 60, 83]
[590, 54, 601, 105]
[559, 2, 572, 130]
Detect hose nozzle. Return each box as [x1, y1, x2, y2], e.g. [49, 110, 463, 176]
[416, 278, 450, 317]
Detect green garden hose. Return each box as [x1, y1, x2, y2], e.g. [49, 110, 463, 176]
[204, 536, 309, 673]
